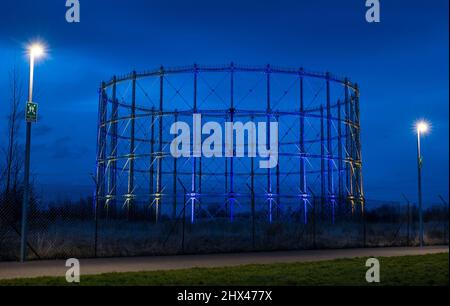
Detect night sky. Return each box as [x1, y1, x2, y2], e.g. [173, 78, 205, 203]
[0, 0, 448, 204]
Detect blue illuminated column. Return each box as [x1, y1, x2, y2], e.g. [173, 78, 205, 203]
[299, 69, 308, 224]
[266, 65, 273, 223]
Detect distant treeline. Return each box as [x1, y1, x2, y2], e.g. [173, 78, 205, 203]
[3, 195, 447, 223]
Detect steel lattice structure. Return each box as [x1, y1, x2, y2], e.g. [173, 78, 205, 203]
[95, 64, 364, 224]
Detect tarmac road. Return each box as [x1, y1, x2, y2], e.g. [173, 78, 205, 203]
[0, 246, 448, 280]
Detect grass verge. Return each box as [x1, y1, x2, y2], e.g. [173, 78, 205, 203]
[0, 253, 448, 286]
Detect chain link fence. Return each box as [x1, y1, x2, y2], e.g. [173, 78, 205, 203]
[0, 193, 448, 261]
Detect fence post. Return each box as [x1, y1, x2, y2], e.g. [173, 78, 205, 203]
[247, 183, 256, 250]
[362, 207, 366, 248]
[91, 174, 100, 258]
[312, 196, 316, 249]
[438, 196, 448, 245]
[94, 195, 99, 258]
[359, 198, 367, 248]
[177, 178, 188, 254]
[407, 200, 411, 247]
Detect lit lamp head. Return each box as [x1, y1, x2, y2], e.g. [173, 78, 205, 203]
[29, 43, 45, 59]
[416, 121, 429, 134]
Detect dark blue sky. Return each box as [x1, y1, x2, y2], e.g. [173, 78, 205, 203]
[0, 0, 448, 204]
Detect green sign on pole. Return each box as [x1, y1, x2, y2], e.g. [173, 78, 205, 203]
[26, 101, 38, 123]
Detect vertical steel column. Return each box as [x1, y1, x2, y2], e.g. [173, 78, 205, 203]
[344, 79, 354, 212]
[354, 85, 365, 212]
[127, 72, 137, 218]
[96, 82, 107, 207]
[198, 152, 202, 218]
[337, 98, 344, 211]
[156, 67, 164, 223]
[224, 114, 229, 217]
[299, 70, 307, 224]
[266, 65, 273, 223]
[95, 82, 107, 251]
[108, 76, 118, 218]
[172, 112, 178, 219]
[354, 84, 365, 245]
[198, 149, 202, 220]
[349, 87, 356, 214]
[191, 64, 198, 224]
[250, 114, 256, 248]
[94, 85, 103, 255]
[275, 114, 280, 220]
[320, 106, 326, 217]
[229, 63, 235, 222]
[150, 106, 155, 219]
[344, 79, 349, 199]
[101, 86, 108, 204]
[326, 73, 335, 223]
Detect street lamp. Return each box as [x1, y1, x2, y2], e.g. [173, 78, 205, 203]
[20, 42, 46, 262]
[415, 120, 429, 248]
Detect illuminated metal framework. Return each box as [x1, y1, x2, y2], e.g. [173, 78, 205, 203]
[95, 64, 364, 223]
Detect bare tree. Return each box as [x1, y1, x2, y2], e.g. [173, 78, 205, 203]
[1, 66, 25, 225]
[4, 66, 24, 193]
[0, 66, 43, 259]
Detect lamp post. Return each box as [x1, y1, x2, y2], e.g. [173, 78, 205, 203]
[415, 120, 429, 248]
[20, 43, 45, 262]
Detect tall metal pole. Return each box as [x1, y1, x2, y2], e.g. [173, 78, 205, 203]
[191, 64, 198, 224]
[94, 82, 107, 257]
[417, 130, 424, 247]
[320, 106, 325, 219]
[299, 70, 307, 224]
[337, 99, 343, 208]
[250, 115, 256, 248]
[344, 79, 351, 209]
[198, 148, 203, 218]
[156, 67, 164, 223]
[349, 89, 355, 214]
[109, 76, 118, 219]
[350, 91, 356, 211]
[276, 114, 280, 220]
[127, 71, 137, 219]
[150, 107, 155, 220]
[98, 83, 107, 212]
[354, 85, 364, 211]
[172, 112, 179, 219]
[224, 115, 229, 217]
[266, 65, 273, 223]
[20, 53, 35, 262]
[229, 63, 235, 222]
[326, 73, 335, 223]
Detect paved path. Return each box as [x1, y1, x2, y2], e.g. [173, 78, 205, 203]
[0, 246, 448, 280]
